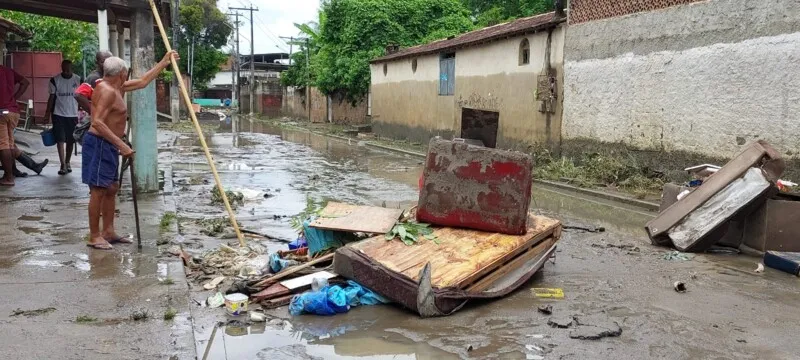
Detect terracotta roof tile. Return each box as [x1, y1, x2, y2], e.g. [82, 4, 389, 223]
[371, 12, 564, 63]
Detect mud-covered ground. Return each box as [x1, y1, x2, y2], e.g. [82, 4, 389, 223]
[168, 118, 800, 360]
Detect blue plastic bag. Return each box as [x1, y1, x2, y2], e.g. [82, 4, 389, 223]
[289, 281, 390, 316]
[269, 253, 299, 273]
[303, 218, 350, 256]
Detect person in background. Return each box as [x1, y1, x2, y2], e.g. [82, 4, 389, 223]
[75, 51, 113, 117]
[0, 63, 30, 186]
[45, 60, 82, 175]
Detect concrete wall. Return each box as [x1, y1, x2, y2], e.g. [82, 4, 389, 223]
[282, 87, 307, 119]
[328, 91, 369, 125]
[562, 0, 800, 159]
[371, 25, 565, 149]
[309, 87, 326, 123]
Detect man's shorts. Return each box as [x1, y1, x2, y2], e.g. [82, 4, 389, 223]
[82, 132, 119, 188]
[0, 112, 19, 150]
[52, 115, 78, 144]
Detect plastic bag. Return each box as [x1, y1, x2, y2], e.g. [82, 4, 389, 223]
[289, 281, 389, 316]
[269, 253, 299, 273]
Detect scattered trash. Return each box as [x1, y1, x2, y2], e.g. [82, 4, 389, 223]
[249, 311, 266, 322]
[525, 344, 544, 352]
[527, 334, 545, 339]
[777, 179, 797, 192]
[533, 288, 564, 299]
[563, 225, 605, 233]
[673, 281, 687, 293]
[289, 280, 389, 316]
[224, 293, 249, 316]
[211, 187, 244, 208]
[11, 307, 56, 317]
[537, 305, 553, 315]
[203, 276, 226, 290]
[663, 251, 693, 261]
[547, 316, 574, 328]
[526, 355, 544, 360]
[200, 243, 266, 276]
[466, 345, 473, 352]
[207, 292, 225, 308]
[763, 251, 800, 276]
[755, 263, 765, 273]
[311, 277, 329, 292]
[288, 236, 307, 250]
[677, 189, 691, 201]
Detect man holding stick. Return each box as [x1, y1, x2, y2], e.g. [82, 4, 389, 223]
[83, 51, 178, 250]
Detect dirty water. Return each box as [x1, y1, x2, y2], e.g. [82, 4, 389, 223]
[171, 118, 800, 360]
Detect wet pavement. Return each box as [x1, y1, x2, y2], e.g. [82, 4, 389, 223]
[170, 118, 800, 360]
[0, 131, 194, 360]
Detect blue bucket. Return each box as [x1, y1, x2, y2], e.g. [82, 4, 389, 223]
[41, 129, 56, 147]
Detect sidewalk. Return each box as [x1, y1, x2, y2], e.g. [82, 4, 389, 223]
[0, 137, 194, 360]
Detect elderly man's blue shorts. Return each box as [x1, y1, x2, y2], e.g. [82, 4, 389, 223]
[82, 132, 119, 188]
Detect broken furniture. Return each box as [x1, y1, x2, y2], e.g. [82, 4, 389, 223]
[646, 140, 785, 252]
[334, 214, 561, 317]
[742, 193, 800, 252]
[417, 138, 533, 235]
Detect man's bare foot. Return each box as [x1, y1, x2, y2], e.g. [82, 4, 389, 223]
[0, 177, 14, 186]
[87, 236, 113, 250]
[104, 232, 133, 244]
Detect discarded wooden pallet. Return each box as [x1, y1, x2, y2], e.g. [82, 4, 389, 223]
[310, 202, 404, 234]
[344, 214, 561, 290]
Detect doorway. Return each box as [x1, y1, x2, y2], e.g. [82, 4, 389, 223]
[460, 108, 499, 148]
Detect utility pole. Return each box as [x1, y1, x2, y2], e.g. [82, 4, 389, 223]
[227, 12, 242, 113]
[230, 6, 258, 116]
[305, 38, 310, 121]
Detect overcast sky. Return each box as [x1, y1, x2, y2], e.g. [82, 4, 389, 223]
[217, 0, 319, 56]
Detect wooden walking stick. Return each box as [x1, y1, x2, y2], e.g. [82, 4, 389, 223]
[149, 0, 245, 247]
[129, 157, 143, 249]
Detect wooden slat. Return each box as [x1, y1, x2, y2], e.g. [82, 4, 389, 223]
[251, 284, 290, 302]
[466, 237, 555, 292]
[262, 294, 294, 309]
[253, 253, 334, 288]
[310, 202, 403, 234]
[348, 214, 561, 289]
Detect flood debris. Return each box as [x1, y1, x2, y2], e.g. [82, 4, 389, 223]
[673, 281, 687, 293]
[11, 307, 56, 317]
[197, 243, 267, 277]
[207, 292, 225, 308]
[130, 308, 150, 321]
[533, 288, 565, 299]
[537, 305, 553, 315]
[763, 251, 800, 276]
[203, 276, 226, 290]
[547, 316, 574, 328]
[663, 251, 693, 261]
[569, 321, 623, 340]
[210, 187, 244, 208]
[647, 141, 788, 253]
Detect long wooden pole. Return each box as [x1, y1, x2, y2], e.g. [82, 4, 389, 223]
[148, 0, 245, 247]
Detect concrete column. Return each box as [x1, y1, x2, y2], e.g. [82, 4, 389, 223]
[97, 10, 109, 51]
[109, 25, 119, 56]
[130, 9, 158, 192]
[117, 23, 125, 59]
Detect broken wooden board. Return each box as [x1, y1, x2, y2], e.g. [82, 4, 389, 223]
[309, 202, 403, 234]
[262, 294, 294, 309]
[251, 283, 290, 303]
[279, 271, 338, 290]
[347, 214, 561, 289]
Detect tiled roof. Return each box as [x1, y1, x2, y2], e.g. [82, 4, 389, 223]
[371, 12, 564, 63]
[0, 17, 31, 38]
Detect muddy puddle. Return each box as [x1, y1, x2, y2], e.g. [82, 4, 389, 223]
[170, 118, 800, 360]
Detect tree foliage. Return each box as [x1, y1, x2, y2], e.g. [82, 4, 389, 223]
[463, 0, 555, 26]
[280, 22, 319, 89]
[0, 11, 96, 71]
[155, 0, 231, 90]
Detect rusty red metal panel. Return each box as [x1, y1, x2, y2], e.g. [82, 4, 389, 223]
[416, 138, 533, 235]
[8, 51, 62, 122]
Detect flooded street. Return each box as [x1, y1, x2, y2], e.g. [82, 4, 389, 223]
[168, 118, 800, 360]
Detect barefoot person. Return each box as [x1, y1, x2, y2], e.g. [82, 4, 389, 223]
[83, 52, 178, 250]
[0, 63, 30, 186]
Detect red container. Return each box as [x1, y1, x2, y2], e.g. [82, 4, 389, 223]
[5, 51, 62, 122]
[416, 138, 533, 235]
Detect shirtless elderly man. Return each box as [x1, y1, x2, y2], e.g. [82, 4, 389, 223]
[84, 51, 177, 250]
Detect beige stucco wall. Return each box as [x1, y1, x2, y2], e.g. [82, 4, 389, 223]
[370, 24, 565, 148]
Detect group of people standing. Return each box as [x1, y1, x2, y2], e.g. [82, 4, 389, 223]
[0, 50, 178, 250]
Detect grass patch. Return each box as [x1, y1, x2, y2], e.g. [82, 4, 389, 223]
[198, 217, 242, 237]
[163, 308, 177, 321]
[160, 278, 175, 285]
[76, 315, 97, 323]
[160, 211, 177, 230]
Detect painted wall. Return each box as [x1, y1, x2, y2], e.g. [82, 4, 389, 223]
[328, 92, 369, 125]
[371, 25, 565, 149]
[562, 0, 800, 159]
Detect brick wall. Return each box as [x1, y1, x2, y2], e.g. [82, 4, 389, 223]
[328, 91, 368, 125]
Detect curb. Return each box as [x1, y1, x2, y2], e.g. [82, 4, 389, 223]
[312, 130, 661, 212]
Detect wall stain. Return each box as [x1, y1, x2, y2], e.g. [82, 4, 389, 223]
[456, 92, 503, 111]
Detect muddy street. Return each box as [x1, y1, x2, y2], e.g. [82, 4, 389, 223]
[166, 118, 800, 360]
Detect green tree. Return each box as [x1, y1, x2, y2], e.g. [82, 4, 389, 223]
[311, 0, 474, 103]
[155, 0, 231, 90]
[0, 11, 96, 71]
[280, 22, 319, 89]
[462, 0, 555, 26]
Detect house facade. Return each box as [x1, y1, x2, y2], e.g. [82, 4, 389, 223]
[370, 13, 566, 150]
[562, 0, 800, 160]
